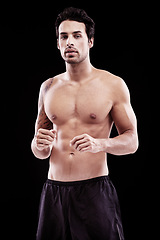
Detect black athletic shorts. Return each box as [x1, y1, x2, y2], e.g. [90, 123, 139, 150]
[36, 176, 125, 240]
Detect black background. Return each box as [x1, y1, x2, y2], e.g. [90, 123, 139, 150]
[2, 2, 149, 239]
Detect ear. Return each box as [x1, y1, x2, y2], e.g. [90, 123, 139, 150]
[57, 39, 60, 49]
[88, 37, 94, 49]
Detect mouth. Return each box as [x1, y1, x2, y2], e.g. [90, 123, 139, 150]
[65, 48, 78, 54]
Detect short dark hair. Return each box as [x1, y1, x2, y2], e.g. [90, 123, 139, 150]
[55, 7, 95, 40]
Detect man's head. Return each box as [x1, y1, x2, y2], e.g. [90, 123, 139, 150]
[55, 7, 95, 41]
[55, 7, 95, 64]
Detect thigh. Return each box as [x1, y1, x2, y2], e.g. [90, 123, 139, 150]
[36, 182, 68, 240]
[69, 177, 124, 240]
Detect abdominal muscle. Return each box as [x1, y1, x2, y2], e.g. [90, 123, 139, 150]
[48, 135, 109, 182]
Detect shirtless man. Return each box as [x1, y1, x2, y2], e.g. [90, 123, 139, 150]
[31, 7, 138, 240]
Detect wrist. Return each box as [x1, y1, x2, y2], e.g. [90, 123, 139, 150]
[98, 138, 109, 152]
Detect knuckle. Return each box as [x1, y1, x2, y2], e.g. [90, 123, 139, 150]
[85, 135, 90, 141]
[36, 131, 41, 138]
[87, 144, 92, 149]
[36, 134, 40, 139]
[77, 143, 82, 151]
[47, 135, 51, 141]
[37, 128, 42, 133]
[44, 139, 49, 144]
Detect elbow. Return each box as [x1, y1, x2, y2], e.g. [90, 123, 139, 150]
[130, 135, 139, 154]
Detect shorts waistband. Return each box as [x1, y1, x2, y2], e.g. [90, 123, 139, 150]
[46, 175, 109, 186]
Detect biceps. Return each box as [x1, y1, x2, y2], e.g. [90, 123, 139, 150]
[111, 103, 137, 134]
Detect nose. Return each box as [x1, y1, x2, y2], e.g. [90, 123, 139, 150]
[66, 35, 74, 46]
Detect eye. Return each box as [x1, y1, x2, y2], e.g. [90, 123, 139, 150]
[74, 34, 81, 39]
[60, 35, 68, 40]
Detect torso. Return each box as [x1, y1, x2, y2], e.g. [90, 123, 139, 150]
[43, 69, 115, 181]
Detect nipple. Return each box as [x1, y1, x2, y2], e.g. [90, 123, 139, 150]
[90, 113, 97, 119]
[52, 114, 57, 120]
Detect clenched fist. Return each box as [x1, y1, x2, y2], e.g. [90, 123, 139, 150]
[34, 128, 57, 151]
[70, 133, 105, 153]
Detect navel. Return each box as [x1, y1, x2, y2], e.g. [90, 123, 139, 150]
[90, 113, 97, 119]
[69, 152, 75, 157]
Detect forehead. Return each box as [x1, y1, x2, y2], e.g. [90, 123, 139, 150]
[59, 20, 86, 34]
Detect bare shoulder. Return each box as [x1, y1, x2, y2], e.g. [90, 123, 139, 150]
[40, 72, 65, 94]
[96, 69, 124, 85]
[41, 77, 54, 92]
[96, 69, 130, 102]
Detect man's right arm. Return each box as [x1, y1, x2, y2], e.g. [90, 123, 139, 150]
[31, 82, 56, 159]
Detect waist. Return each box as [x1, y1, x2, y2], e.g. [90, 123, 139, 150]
[49, 151, 108, 178]
[46, 175, 109, 186]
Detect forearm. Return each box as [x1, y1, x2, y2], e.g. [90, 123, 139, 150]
[31, 137, 52, 159]
[100, 130, 138, 155]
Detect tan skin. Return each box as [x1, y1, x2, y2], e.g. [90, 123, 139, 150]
[31, 20, 138, 181]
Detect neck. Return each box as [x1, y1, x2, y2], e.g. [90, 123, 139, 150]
[65, 56, 93, 82]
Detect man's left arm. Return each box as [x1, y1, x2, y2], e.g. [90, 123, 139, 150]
[101, 78, 139, 155]
[70, 78, 139, 155]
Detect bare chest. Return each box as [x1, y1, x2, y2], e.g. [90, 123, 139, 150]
[44, 81, 113, 125]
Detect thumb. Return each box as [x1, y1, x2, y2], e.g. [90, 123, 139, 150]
[50, 129, 57, 134]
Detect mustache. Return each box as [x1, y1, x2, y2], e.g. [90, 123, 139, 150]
[65, 46, 78, 53]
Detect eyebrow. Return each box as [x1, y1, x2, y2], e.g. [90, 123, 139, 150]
[60, 31, 82, 35]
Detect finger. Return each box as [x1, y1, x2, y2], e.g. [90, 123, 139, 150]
[38, 128, 56, 139]
[77, 142, 90, 151]
[79, 145, 92, 152]
[38, 128, 50, 134]
[37, 138, 53, 145]
[36, 144, 46, 150]
[73, 138, 88, 150]
[50, 129, 57, 134]
[70, 134, 87, 146]
[37, 133, 54, 141]
[37, 144, 50, 151]
[50, 129, 57, 138]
